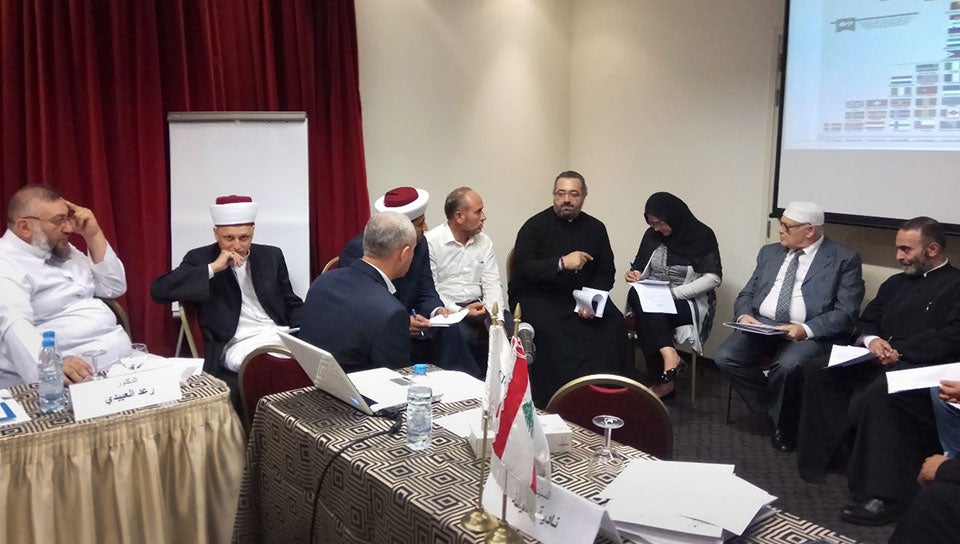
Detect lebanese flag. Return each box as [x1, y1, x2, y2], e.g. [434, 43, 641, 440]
[488, 335, 552, 514]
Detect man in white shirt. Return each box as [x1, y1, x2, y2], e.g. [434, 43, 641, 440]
[715, 201, 864, 453]
[426, 187, 508, 370]
[0, 185, 131, 387]
[150, 195, 303, 405]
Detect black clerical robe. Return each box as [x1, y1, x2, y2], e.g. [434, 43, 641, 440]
[508, 208, 630, 406]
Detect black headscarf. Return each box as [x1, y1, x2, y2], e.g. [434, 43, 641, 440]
[632, 192, 721, 276]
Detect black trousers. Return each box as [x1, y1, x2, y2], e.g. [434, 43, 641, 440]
[888, 478, 960, 544]
[627, 288, 692, 379]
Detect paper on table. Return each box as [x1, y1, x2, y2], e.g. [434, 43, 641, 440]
[429, 307, 469, 327]
[722, 322, 787, 336]
[886, 362, 960, 394]
[629, 280, 677, 315]
[435, 406, 483, 438]
[426, 370, 484, 403]
[347, 367, 411, 408]
[106, 354, 204, 384]
[0, 390, 31, 427]
[572, 287, 609, 317]
[827, 345, 875, 368]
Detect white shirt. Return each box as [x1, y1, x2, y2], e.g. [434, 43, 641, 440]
[757, 236, 824, 338]
[425, 223, 505, 319]
[0, 229, 131, 386]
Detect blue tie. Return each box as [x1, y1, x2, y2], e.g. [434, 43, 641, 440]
[775, 250, 802, 323]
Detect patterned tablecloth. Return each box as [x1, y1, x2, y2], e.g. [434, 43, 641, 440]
[0, 373, 246, 544]
[233, 380, 858, 544]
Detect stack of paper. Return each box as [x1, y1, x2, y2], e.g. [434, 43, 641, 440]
[629, 280, 676, 314]
[722, 322, 786, 336]
[573, 287, 610, 317]
[601, 460, 777, 543]
[827, 344, 875, 368]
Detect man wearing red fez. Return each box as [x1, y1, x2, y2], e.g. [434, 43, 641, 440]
[151, 195, 303, 409]
[339, 187, 480, 376]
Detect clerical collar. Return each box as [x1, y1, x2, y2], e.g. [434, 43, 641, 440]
[923, 259, 950, 278]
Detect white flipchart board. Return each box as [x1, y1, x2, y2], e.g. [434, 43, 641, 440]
[167, 112, 310, 299]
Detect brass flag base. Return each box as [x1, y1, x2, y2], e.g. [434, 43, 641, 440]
[460, 506, 497, 532]
[484, 520, 522, 544]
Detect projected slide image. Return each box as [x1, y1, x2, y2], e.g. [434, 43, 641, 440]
[784, 0, 960, 149]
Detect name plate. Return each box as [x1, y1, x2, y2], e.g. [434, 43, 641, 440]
[482, 474, 622, 544]
[70, 366, 183, 421]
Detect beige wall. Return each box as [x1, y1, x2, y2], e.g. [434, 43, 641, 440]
[356, 0, 952, 356]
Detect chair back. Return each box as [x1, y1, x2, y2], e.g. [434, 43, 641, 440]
[237, 345, 311, 431]
[546, 373, 673, 459]
[99, 297, 132, 339]
[321, 256, 340, 274]
[178, 301, 204, 358]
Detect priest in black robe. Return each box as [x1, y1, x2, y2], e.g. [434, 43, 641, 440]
[796, 217, 960, 526]
[508, 171, 630, 407]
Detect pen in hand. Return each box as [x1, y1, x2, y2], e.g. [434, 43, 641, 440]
[411, 309, 424, 337]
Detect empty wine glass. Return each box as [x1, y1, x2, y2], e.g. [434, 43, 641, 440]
[589, 414, 625, 481]
[121, 343, 149, 371]
[81, 349, 108, 379]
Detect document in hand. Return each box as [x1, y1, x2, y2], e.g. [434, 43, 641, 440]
[629, 280, 676, 315]
[886, 361, 960, 394]
[572, 287, 609, 317]
[722, 322, 787, 336]
[827, 345, 876, 368]
[428, 307, 469, 327]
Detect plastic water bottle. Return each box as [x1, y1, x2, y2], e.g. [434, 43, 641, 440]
[38, 331, 66, 413]
[405, 364, 432, 451]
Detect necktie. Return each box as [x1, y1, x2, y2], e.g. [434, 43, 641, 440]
[775, 250, 802, 323]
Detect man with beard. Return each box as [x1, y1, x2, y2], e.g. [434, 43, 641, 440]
[796, 217, 960, 526]
[508, 171, 630, 407]
[0, 185, 131, 386]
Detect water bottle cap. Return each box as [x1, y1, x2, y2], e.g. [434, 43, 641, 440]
[42, 339, 55, 348]
[42, 331, 55, 338]
[412, 363, 428, 375]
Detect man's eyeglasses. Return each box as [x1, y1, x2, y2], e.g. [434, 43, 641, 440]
[553, 190, 582, 199]
[21, 214, 73, 227]
[778, 220, 810, 232]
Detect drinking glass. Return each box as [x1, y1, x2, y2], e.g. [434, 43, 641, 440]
[81, 349, 108, 379]
[589, 415, 625, 482]
[121, 343, 149, 371]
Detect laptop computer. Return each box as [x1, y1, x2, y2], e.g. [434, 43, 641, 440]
[278, 330, 409, 415]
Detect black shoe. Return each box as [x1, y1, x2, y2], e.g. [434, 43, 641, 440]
[841, 498, 901, 526]
[770, 428, 796, 453]
[658, 361, 688, 384]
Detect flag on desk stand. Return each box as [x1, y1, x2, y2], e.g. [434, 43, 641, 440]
[487, 328, 552, 515]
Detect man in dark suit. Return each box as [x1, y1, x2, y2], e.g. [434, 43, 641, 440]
[151, 195, 303, 402]
[299, 212, 415, 370]
[715, 201, 864, 453]
[340, 187, 479, 376]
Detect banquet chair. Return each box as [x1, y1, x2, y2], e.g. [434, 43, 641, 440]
[321, 256, 340, 273]
[624, 315, 704, 404]
[178, 301, 204, 358]
[546, 374, 673, 459]
[98, 297, 132, 339]
[237, 344, 310, 432]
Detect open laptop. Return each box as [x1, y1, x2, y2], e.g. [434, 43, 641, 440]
[278, 331, 410, 415]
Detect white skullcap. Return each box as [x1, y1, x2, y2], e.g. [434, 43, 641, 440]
[374, 187, 429, 221]
[210, 195, 257, 226]
[782, 201, 824, 226]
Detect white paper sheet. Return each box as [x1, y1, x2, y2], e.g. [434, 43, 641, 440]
[70, 366, 183, 421]
[435, 406, 483, 438]
[572, 287, 610, 317]
[629, 281, 677, 315]
[426, 370, 484, 403]
[827, 345, 874, 368]
[0, 390, 31, 427]
[886, 362, 960, 394]
[106, 355, 203, 384]
[429, 308, 470, 327]
[347, 367, 411, 408]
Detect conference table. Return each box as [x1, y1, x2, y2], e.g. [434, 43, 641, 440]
[233, 377, 858, 544]
[0, 373, 245, 544]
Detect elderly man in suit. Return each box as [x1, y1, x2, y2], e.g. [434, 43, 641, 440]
[299, 212, 415, 370]
[715, 201, 864, 453]
[151, 195, 303, 405]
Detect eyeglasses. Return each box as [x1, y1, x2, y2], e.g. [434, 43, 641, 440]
[553, 190, 582, 199]
[778, 220, 810, 232]
[648, 218, 665, 228]
[21, 214, 73, 227]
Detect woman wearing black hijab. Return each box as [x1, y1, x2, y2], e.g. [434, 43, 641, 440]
[625, 192, 722, 398]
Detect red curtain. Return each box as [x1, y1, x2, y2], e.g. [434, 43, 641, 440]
[0, 0, 370, 355]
